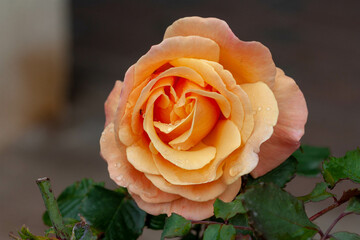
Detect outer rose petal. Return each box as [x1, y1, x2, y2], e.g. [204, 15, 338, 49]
[164, 17, 276, 87]
[131, 178, 241, 221]
[251, 68, 308, 178]
[100, 123, 180, 203]
[104, 80, 123, 127]
[134, 36, 220, 87]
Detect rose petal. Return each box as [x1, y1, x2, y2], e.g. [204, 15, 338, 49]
[145, 174, 227, 202]
[131, 178, 241, 220]
[100, 123, 180, 203]
[251, 68, 308, 178]
[169, 95, 220, 150]
[153, 120, 241, 185]
[134, 36, 220, 87]
[126, 141, 160, 175]
[223, 82, 279, 184]
[164, 17, 276, 87]
[205, 61, 254, 143]
[144, 90, 216, 170]
[104, 80, 123, 127]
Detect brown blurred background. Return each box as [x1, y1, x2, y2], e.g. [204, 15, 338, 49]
[1, 0, 359, 239]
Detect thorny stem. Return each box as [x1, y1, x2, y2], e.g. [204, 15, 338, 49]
[191, 220, 253, 231]
[320, 212, 353, 240]
[36, 177, 70, 240]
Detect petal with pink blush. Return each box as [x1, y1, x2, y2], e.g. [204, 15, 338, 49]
[104, 80, 123, 127]
[131, 178, 241, 220]
[134, 36, 220, 87]
[100, 123, 180, 203]
[251, 68, 308, 178]
[164, 17, 276, 87]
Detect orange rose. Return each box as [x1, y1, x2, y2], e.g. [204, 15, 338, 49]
[100, 17, 307, 220]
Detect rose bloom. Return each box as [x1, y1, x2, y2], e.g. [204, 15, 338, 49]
[100, 17, 307, 220]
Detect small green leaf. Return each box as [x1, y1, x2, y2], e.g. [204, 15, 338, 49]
[43, 179, 104, 226]
[219, 225, 236, 240]
[331, 232, 360, 240]
[228, 214, 253, 237]
[161, 213, 191, 239]
[203, 224, 236, 240]
[322, 149, 360, 188]
[247, 156, 297, 188]
[203, 224, 221, 240]
[70, 222, 97, 240]
[146, 214, 167, 230]
[80, 186, 145, 240]
[345, 196, 360, 214]
[298, 182, 334, 203]
[214, 198, 246, 220]
[293, 145, 330, 176]
[240, 183, 319, 240]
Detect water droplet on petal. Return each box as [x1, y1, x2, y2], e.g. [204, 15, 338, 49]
[257, 107, 262, 111]
[266, 107, 271, 111]
[114, 162, 121, 168]
[116, 175, 123, 181]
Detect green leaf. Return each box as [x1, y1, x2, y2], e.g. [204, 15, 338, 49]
[43, 179, 104, 226]
[297, 182, 334, 203]
[161, 213, 191, 239]
[70, 222, 97, 240]
[331, 232, 360, 240]
[214, 198, 246, 220]
[293, 145, 330, 176]
[203, 224, 221, 240]
[228, 214, 253, 237]
[345, 196, 360, 214]
[247, 156, 297, 188]
[219, 225, 236, 240]
[240, 183, 319, 240]
[322, 149, 360, 188]
[203, 224, 236, 240]
[146, 214, 167, 230]
[80, 186, 145, 240]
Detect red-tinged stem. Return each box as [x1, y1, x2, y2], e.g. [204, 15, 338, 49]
[320, 212, 353, 240]
[309, 202, 342, 221]
[191, 220, 253, 231]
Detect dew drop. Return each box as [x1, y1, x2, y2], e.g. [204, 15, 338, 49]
[116, 175, 123, 181]
[114, 162, 121, 168]
[266, 107, 271, 111]
[257, 107, 262, 111]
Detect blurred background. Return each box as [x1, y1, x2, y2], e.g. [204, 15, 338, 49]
[1, 0, 359, 239]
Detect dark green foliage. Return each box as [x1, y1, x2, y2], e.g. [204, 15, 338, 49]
[213, 198, 246, 220]
[293, 145, 330, 176]
[322, 149, 360, 188]
[247, 156, 297, 188]
[297, 182, 334, 203]
[161, 213, 191, 239]
[240, 183, 319, 240]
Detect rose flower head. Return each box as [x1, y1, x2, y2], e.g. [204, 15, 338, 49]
[100, 17, 307, 220]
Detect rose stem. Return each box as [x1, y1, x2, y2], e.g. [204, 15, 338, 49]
[320, 212, 353, 240]
[36, 177, 70, 240]
[191, 220, 253, 231]
[309, 193, 354, 221]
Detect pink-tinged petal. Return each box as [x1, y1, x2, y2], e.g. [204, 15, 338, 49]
[131, 178, 241, 221]
[164, 17, 276, 87]
[134, 36, 220, 87]
[251, 68, 308, 178]
[104, 80, 123, 127]
[100, 123, 180, 203]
